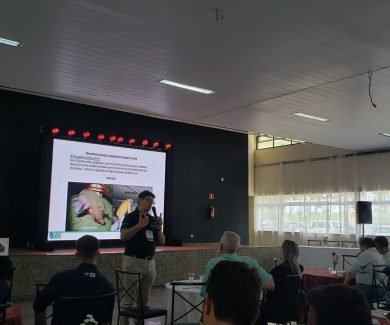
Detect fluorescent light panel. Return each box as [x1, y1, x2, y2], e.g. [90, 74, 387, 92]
[160, 79, 215, 94]
[292, 112, 329, 122]
[0, 37, 21, 47]
[379, 132, 390, 138]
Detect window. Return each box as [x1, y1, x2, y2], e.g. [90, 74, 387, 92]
[255, 192, 356, 234]
[256, 134, 305, 150]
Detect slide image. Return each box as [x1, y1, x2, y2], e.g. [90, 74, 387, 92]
[66, 183, 113, 231]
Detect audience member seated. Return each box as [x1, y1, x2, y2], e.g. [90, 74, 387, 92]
[33, 235, 114, 325]
[258, 240, 304, 324]
[307, 284, 372, 325]
[203, 260, 261, 325]
[344, 237, 385, 301]
[0, 256, 13, 303]
[375, 236, 390, 264]
[200, 231, 274, 297]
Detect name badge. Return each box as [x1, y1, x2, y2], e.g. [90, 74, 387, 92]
[145, 230, 154, 241]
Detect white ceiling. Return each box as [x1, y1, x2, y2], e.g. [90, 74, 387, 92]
[2, 0, 390, 150]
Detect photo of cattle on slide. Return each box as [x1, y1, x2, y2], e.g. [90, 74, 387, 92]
[66, 182, 152, 232]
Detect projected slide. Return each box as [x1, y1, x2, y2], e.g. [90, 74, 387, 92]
[47, 139, 166, 241]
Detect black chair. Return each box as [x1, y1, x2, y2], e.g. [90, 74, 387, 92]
[259, 274, 304, 325]
[0, 267, 16, 325]
[0, 302, 11, 325]
[170, 281, 207, 324]
[307, 240, 322, 246]
[341, 240, 357, 248]
[342, 254, 357, 270]
[115, 269, 167, 325]
[56, 292, 116, 325]
[0, 267, 15, 303]
[371, 265, 390, 308]
[323, 240, 340, 247]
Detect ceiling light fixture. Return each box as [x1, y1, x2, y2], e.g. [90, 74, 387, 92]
[159, 79, 215, 95]
[379, 132, 390, 138]
[292, 112, 329, 122]
[0, 37, 21, 47]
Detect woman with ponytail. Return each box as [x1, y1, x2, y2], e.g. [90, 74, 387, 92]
[257, 240, 304, 324]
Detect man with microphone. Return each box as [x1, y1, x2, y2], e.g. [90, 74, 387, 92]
[120, 190, 165, 325]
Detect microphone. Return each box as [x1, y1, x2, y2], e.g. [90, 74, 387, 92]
[152, 206, 157, 218]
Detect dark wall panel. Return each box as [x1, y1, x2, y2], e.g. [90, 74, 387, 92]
[0, 90, 248, 247]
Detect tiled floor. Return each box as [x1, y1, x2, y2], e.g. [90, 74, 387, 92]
[14, 286, 166, 325]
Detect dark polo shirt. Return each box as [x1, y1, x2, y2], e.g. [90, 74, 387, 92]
[33, 263, 114, 324]
[121, 208, 158, 258]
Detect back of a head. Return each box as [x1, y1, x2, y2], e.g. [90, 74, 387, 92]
[307, 284, 371, 325]
[374, 236, 388, 249]
[77, 235, 99, 260]
[359, 237, 376, 249]
[206, 261, 261, 325]
[220, 231, 241, 253]
[282, 240, 301, 275]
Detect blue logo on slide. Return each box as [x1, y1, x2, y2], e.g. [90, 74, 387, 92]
[48, 232, 61, 239]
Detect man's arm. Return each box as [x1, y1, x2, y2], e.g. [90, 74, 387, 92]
[343, 271, 356, 285]
[155, 215, 165, 245]
[120, 212, 148, 241]
[156, 229, 165, 246]
[256, 264, 275, 291]
[33, 280, 57, 325]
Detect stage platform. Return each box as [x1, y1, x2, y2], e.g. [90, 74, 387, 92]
[9, 245, 280, 298]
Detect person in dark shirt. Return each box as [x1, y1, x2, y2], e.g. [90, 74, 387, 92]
[258, 240, 304, 324]
[119, 190, 165, 325]
[0, 256, 13, 304]
[33, 235, 114, 325]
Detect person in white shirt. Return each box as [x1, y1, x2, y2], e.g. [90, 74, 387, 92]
[344, 237, 385, 301]
[374, 236, 390, 265]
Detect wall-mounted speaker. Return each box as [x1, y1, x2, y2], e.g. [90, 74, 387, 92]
[356, 201, 372, 224]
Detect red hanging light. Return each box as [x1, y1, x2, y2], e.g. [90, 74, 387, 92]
[83, 131, 91, 138]
[117, 137, 124, 143]
[142, 139, 148, 146]
[67, 130, 76, 136]
[109, 135, 116, 142]
[152, 141, 159, 148]
[128, 138, 136, 144]
[165, 143, 172, 150]
[51, 127, 60, 135]
[97, 134, 105, 140]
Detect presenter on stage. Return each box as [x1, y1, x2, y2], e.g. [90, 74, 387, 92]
[119, 190, 165, 325]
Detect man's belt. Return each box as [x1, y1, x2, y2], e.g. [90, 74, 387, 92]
[128, 255, 154, 260]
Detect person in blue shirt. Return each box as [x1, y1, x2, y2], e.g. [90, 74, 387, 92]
[200, 231, 274, 297]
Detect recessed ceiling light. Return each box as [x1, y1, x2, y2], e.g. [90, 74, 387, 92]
[159, 79, 215, 95]
[292, 112, 329, 122]
[0, 37, 22, 47]
[379, 132, 390, 138]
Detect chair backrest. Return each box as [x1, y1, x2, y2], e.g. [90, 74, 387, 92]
[115, 269, 145, 314]
[55, 292, 116, 325]
[341, 240, 357, 248]
[170, 281, 207, 324]
[0, 302, 11, 325]
[342, 254, 357, 270]
[284, 274, 302, 294]
[324, 240, 340, 247]
[307, 240, 322, 247]
[371, 265, 390, 308]
[0, 268, 15, 303]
